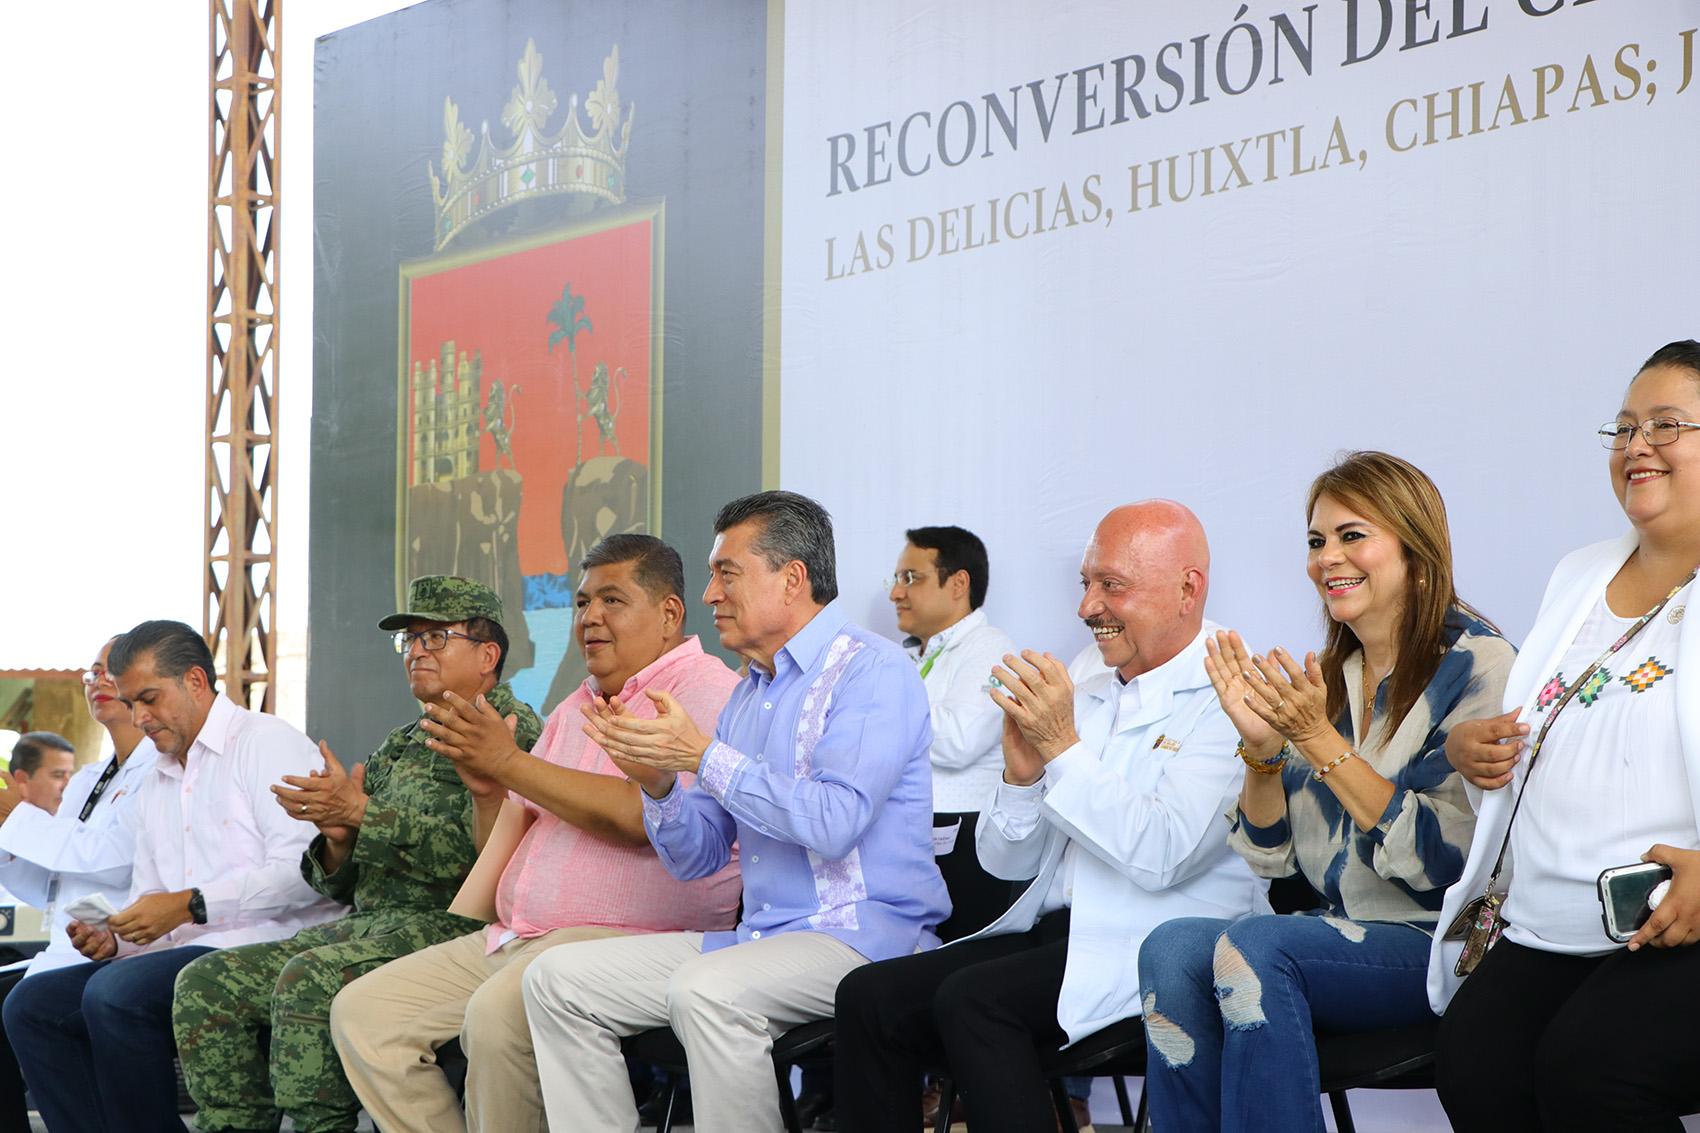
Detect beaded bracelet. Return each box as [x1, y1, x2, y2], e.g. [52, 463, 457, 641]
[1312, 749, 1358, 782]
[1235, 739, 1291, 775]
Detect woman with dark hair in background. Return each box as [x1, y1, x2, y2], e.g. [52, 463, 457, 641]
[1138, 450, 1514, 1132]
[1434, 341, 1700, 1132]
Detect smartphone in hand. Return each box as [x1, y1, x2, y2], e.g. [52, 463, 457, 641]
[1598, 861, 1674, 943]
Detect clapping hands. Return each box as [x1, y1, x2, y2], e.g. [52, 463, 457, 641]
[988, 650, 1079, 783]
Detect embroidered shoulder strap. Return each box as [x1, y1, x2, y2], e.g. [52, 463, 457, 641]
[793, 634, 865, 777]
[1484, 568, 1696, 894]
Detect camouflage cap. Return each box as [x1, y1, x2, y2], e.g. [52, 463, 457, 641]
[377, 575, 506, 631]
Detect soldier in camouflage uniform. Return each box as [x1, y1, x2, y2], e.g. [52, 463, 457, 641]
[172, 576, 543, 1133]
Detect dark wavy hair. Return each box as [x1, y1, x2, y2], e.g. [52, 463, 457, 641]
[108, 620, 218, 689]
[714, 491, 838, 604]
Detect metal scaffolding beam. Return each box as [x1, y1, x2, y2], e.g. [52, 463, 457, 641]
[206, 0, 281, 711]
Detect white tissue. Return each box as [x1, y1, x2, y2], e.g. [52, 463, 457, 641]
[1648, 879, 1673, 911]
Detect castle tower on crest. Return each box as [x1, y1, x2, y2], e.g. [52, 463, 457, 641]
[410, 340, 483, 485]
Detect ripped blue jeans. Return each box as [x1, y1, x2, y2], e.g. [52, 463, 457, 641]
[1136, 913, 1435, 1133]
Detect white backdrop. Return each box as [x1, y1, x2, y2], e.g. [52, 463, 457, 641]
[779, 0, 1698, 664]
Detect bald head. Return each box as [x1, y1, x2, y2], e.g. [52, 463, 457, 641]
[1079, 500, 1211, 680]
[1093, 501, 1210, 584]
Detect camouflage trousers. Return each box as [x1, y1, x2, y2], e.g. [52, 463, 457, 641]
[172, 909, 477, 1133]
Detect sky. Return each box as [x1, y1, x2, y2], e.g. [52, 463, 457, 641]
[0, 0, 417, 725]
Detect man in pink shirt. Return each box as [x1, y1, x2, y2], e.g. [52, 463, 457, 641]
[330, 533, 741, 1133]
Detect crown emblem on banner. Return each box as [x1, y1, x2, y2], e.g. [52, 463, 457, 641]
[430, 40, 634, 250]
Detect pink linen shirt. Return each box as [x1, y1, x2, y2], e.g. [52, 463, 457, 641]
[123, 694, 342, 953]
[489, 636, 742, 951]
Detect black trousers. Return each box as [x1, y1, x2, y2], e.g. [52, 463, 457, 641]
[1436, 938, 1700, 1133]
[931, 811, 1017, 943]
[0, 968, 28, 1133]
[835, 911, 1069, 1133]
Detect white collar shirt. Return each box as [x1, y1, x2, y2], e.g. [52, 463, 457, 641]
[1032, 672, 1146, 913]
[972, 621, 1269, 1043]
[904, 608, 1018, 812]
[126, 695, 341, 952]
[0, 738, 160, 974]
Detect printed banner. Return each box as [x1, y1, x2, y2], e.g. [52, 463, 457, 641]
[778, 0, 1699, 658]
[400, 207, 662, 706]
[311, 2, 768, 754]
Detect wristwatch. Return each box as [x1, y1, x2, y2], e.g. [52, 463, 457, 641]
[187, 888, 208, 926]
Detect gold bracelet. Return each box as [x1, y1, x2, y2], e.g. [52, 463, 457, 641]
[1235, 738, 1290, 775]
[1312, 749, 1358, 781]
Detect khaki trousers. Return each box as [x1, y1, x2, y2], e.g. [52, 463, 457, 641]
[328, 924, 623, 1133]
[523, 930, 866, 1133]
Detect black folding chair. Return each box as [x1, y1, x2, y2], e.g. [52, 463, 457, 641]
[622, 1018, 836, 1133]
[1261, 880, 1441, 1133]
[1041, 1018, 1147, 1133]
[930, 1016, 1147, 1133]
[1315, 1019, 1439, 1133]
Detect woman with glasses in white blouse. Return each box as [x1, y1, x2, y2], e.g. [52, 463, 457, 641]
[1434, 340, 1700, 1132]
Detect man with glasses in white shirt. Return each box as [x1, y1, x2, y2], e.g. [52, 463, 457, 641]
[3, 619, 339, 1133]
[889, 526, 1018, 942]
[869, 527, 1024, 1131]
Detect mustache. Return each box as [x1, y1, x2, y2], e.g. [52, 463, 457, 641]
[1084, 617, 1124, 630]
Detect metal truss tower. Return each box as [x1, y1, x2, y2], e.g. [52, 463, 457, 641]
[206, 0, 282, 711]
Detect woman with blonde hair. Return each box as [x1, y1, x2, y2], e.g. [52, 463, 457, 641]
[1137, 450, 1515, 1132]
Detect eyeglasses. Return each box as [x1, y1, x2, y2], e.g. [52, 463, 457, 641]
[1597, 417, 1700, 450]
[392, 628, 484, 654]
[885, 569, 939, 590]
[80, 666, 111, 688]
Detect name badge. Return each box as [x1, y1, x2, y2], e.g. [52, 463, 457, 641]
[932, 820, 962, 856]
[1152, 734, 1181, 752]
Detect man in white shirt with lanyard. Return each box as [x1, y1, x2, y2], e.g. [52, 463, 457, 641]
[0, 639, 159, 977]
[0, 636, 160, 1132]
[889, 525, 1019, 941]
[3, 620, 339, 1133]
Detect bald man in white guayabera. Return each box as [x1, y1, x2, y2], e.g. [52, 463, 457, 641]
[834, 501, 1269, 1133]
